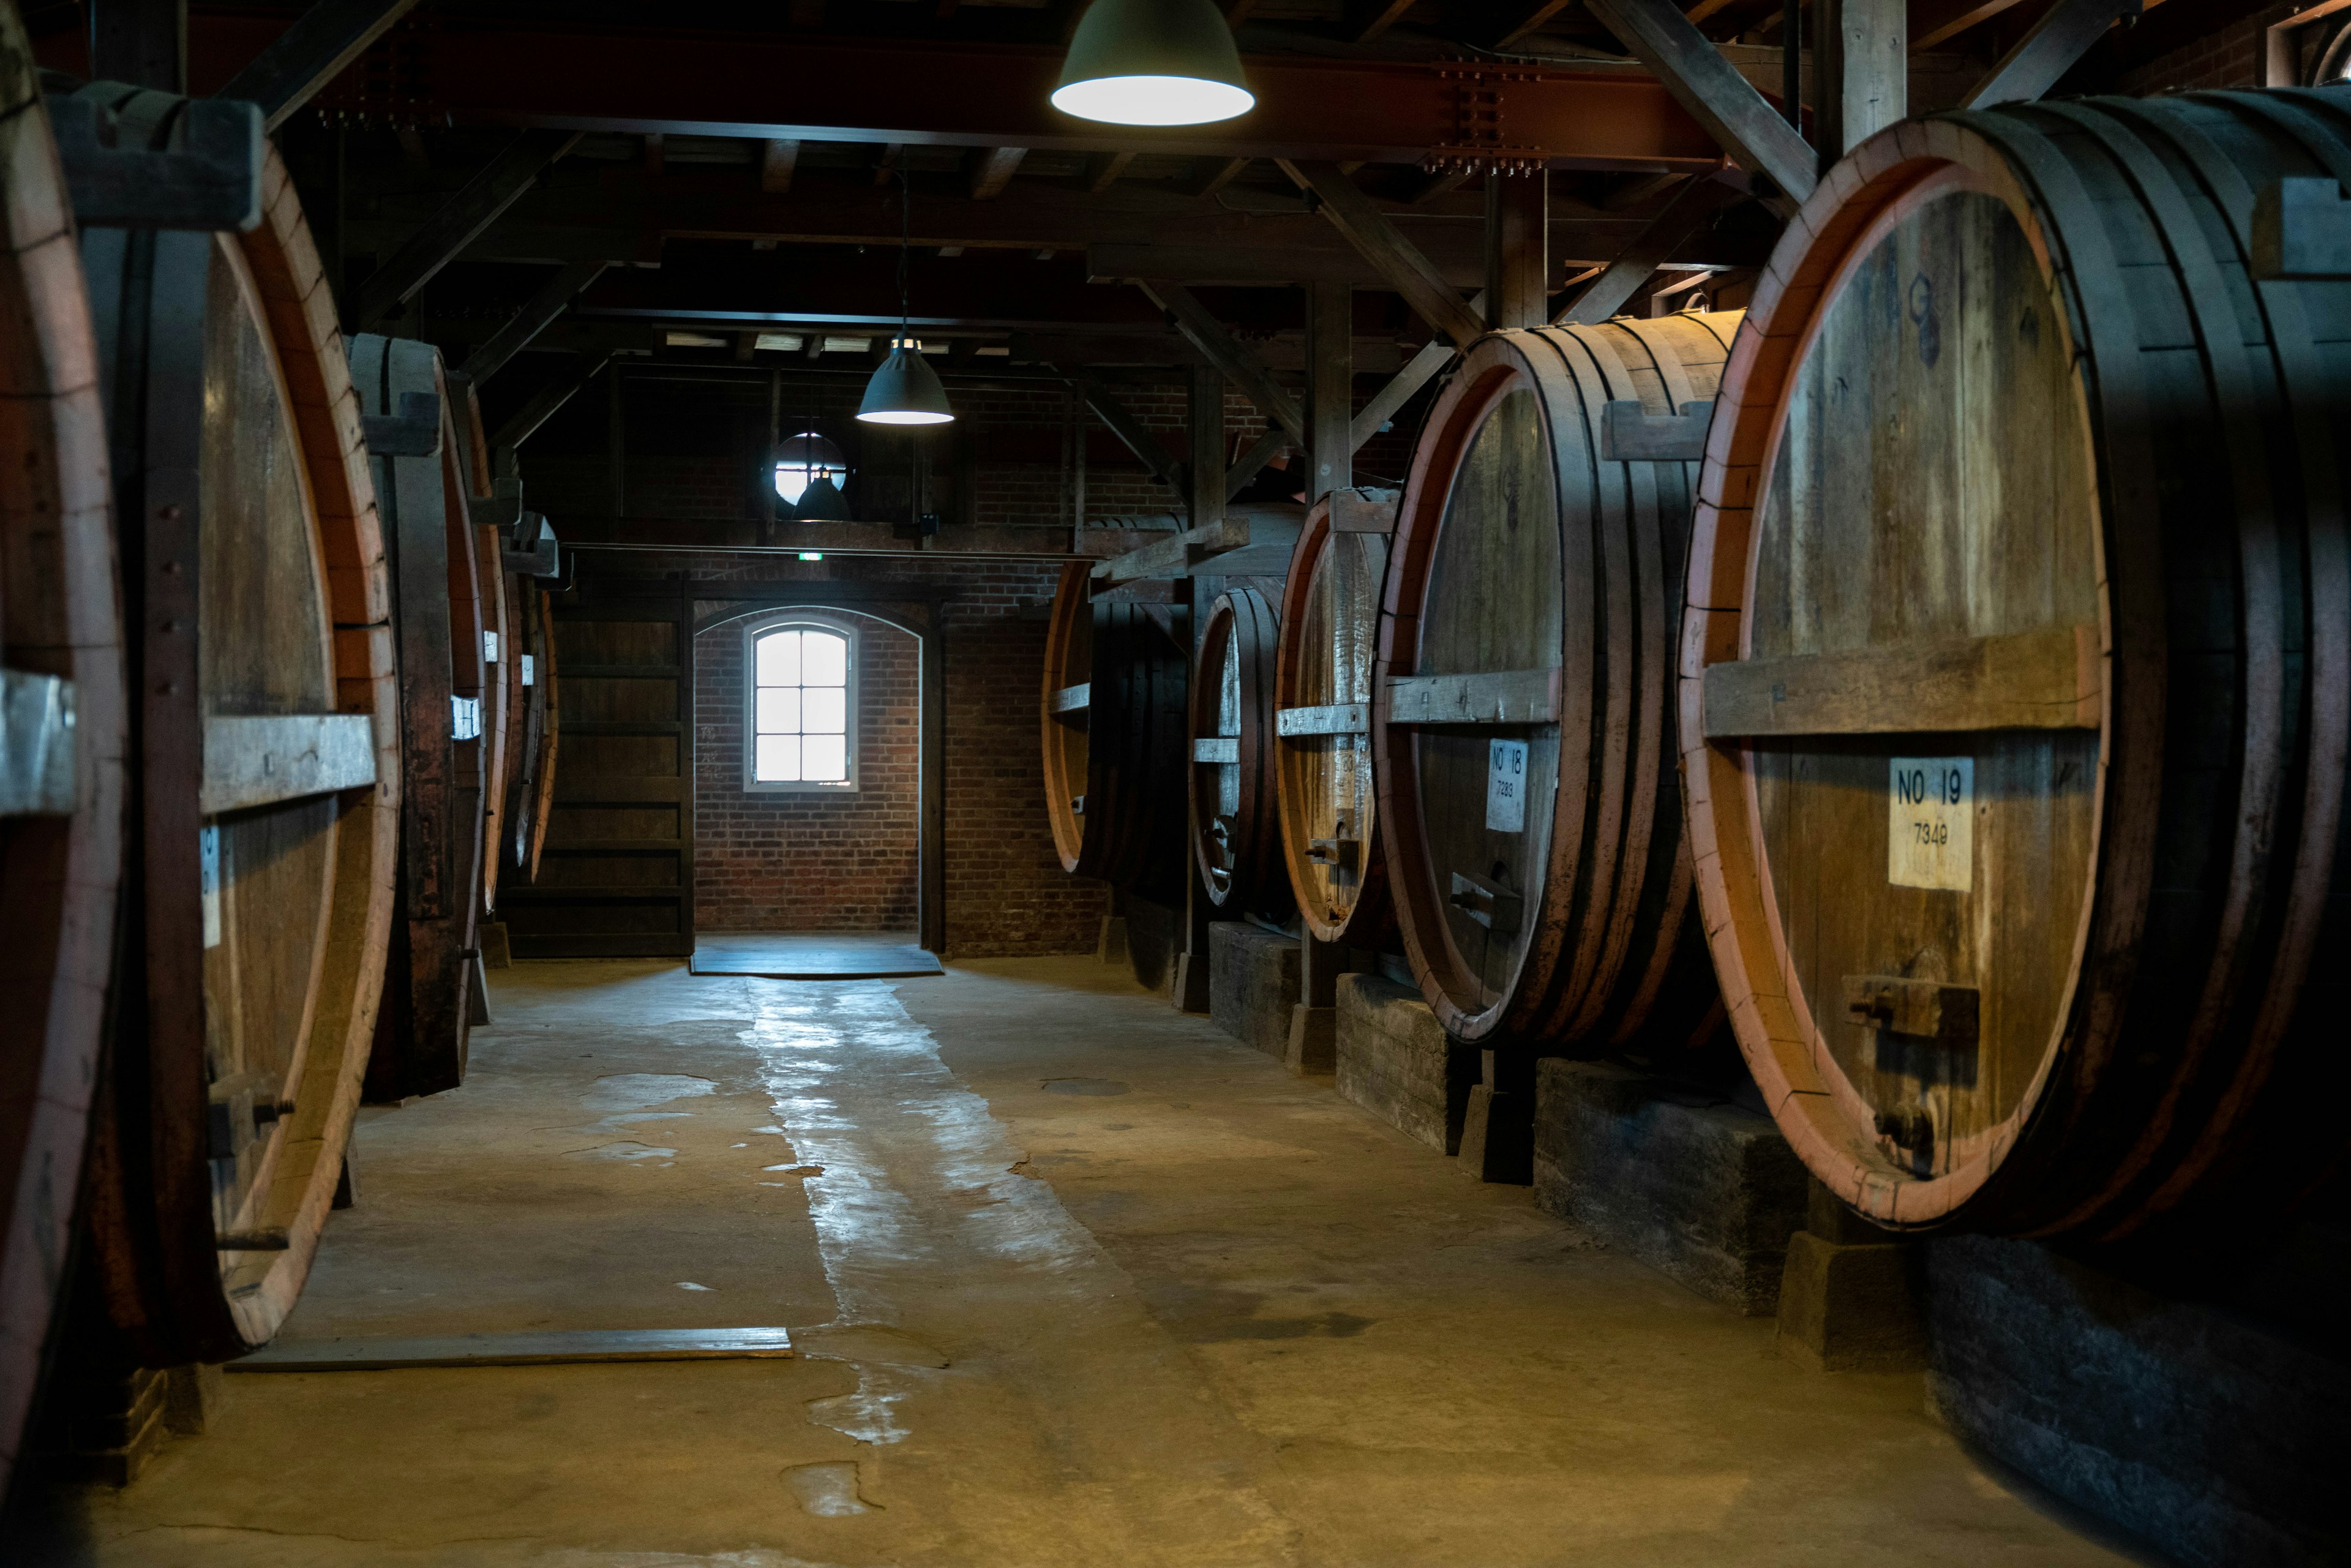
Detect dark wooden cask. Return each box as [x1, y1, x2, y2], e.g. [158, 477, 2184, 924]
[1041, 564, 1191, 901]
[0, 29, 126, 1495]
[1188, 587, 1290, 920]
[1275, 492, 1397, 947]
[75, 86, 399, 1364]
[1680, 91, 2351, 1239]
[1374, 313, 1741, 1052]
[350, 335, 487, 1098]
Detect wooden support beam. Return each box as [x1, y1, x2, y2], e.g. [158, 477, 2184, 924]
[1278, 161, 1485, 348]
[1349, 0, 1422, 42]
[1408, 168, 1476, 205]
[1583, 0, 1818, 207]
[1139, 282, 1306, 445]
[1486, 174, 1548, 331]
[459, 260, 611, 385]
[1960, 0, 2133, 107]
[873, 143, 905, 186]
[348, 130, 583, 330]
[1386, 668, 1563, 726]
[1701, 625, 2099, 737]
[493, 351, 615, 465]
[1189, 361, 1226, 533]
[1554, 174, 1744, 326]
[1908, 0, 2030, 51]
[643, 131, 665, 175]
[1307, 280, 1352, 503]
[1818, 0, 1906, 157]
[1490, 0, 1577, 47]
[1084, 149, 1138, 194]
[969, 146, 1029, 200]
[1346, 289, 1481, 452]
[1277, 703, 1370, 736]
[1182, 156, 1252, 198]
[1090, 512, 1308, 585]
[1225, 426, 1288, 501]
[214, 0, 422, 131]
[760, 138, 799, 193]
[1060, 369, 1188, 499]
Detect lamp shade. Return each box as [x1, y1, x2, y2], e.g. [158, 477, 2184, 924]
[795, 472, 852, 520]
[1052, 0, 1254, 126]
[857, 345, 956, 426]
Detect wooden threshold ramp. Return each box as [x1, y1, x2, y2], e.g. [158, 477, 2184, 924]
[228, 1326, 795, 1372]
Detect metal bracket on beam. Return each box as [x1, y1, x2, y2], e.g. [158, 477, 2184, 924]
[361, 391, 444, 457]
[1598, 399, 1714, 462]
[47, 93, 263, 231]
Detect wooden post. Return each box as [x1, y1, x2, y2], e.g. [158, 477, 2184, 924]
[1172, 365, 1224, 1013]
[762, 368, 780, 547]
[1485, 173, 1549, 331]
[606, 361, 625, 523]
[1815, 0, 1905, 162]
[1289, 280, 1355, 1073]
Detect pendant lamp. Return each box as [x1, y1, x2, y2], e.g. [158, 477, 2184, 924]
[859, 171, 956, 427]
[796, 471, 852, 520]
[1052, 0, 1254, 127]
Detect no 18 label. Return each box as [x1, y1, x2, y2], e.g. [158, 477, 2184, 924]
[1487, 739, 1528, 833]
[1888, 757, 1973, 893]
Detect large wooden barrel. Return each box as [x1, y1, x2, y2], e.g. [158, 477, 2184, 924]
[1374, 313, 1741, 1049]
[1188, 587, 1290, 919]
[1274, 492, 1396, 947]
[351, 334, 486, 1099]
[0, 31, 125, 1495]
[1680, 92, 2351, 1239]
[76, 86, 399, 1364]
[1040, 563, 1190, 899]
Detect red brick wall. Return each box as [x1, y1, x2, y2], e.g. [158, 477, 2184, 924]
[2116, 1, 2302, 92]
[692, 609, 922, 932]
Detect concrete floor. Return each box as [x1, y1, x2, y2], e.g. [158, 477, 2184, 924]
[19, 957, 2160, 1566]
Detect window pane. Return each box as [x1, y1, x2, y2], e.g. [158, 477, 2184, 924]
[755, 733, 800, 782]
[756, 686, 801, 735]
[801, 686, 846, 733]
[802, 630, 847, 686]
[756, 629, 801, 688]
[802, 733, 847, 782]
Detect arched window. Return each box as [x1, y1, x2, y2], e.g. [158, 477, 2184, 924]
[745, 617, 857, 790]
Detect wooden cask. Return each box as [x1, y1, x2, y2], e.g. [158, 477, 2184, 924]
[1188, 587, 1290, 919]
[1374, 313, 1741, 1049]
[0, 31, 125, 1494]
[350, 335, 487, 1098]
[75, 84, 399, 1364]
[1040, 563, 1190, 901]
[1679, 92, 2351, 1239]
[1274, 492, 1396, 947]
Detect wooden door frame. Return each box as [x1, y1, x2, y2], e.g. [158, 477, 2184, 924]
[690, 585, 948, 953]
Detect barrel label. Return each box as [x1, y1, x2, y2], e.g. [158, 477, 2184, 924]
[1888, 757, 1972, 892]
[1487, 740, 1528, 833]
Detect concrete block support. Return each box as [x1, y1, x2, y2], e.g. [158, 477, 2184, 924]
[1925, 1233, 2351, 1568]
[1775, 1179, 1928, 1371]
[1533, 1060, 1806, 1314]
[1333, 973, 1469, 1153]
[1209, 921, 1300, 1060]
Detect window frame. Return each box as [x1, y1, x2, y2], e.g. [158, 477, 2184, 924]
[741, 612, 861, 793]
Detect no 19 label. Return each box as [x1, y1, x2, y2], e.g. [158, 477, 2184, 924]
[1888, 757, 1973, 893]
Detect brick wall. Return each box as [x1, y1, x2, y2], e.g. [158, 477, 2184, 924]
[2116, 1, 2303, 92]
[587, 553, 1106, 957]
[692, 609, 923, 932]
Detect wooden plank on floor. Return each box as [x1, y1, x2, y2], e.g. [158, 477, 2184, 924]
[230, 1327, 795, 1371]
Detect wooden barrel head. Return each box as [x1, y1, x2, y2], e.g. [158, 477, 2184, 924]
[1040, 561, 1092, 873]
[1378, 315, 1739, 1049]
[0, 29, 125, 1492]
[1275, 498, 1394, 947]
[1682, 98, 2351, 1239]
[352, 334, 488, 1099]
[79, 99, 397, 1363]
[1188, 587, 1288, 918]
